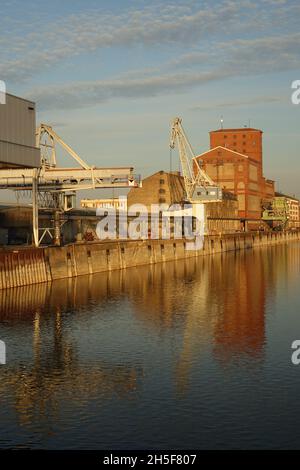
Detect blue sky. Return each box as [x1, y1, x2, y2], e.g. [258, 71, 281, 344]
[1, 0, 300, 197]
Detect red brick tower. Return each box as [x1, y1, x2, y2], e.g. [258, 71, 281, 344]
[210, 128, 263, 165]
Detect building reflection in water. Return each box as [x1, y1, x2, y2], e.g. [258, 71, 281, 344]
[0, 243, 298, 424]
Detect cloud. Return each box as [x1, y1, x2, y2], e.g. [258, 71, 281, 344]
[2, 0, 299, 111]
[25, 31, 300, 111]
[27, 70, 222, 110]
[1, 0, 299, 83]
[0, 1, 234, 81]
[171, 32, 300, 74]
[190, 96, 283, 111]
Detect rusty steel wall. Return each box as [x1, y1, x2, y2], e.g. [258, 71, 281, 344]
[0, 248, 50, 289]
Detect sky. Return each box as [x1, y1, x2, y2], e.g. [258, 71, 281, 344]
[1, 0, 300, 198]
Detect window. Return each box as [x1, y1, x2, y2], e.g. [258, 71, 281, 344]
[159, 188, 166, 194]
[159, 179, 165, 184]
[159, 197, 166, 203]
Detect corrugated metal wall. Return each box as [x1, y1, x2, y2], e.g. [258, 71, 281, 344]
[0, 141, 40, 167]
[0, 93, 40, 167]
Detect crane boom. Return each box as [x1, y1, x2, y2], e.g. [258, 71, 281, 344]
[37, 124, 92, 169]
[170, 117, 222, 203]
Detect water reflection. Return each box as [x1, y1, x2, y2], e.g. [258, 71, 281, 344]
[0, 242, 299, 447]
[0, 280, 143, 429]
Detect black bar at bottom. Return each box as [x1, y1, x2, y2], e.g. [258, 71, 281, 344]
[0, 449, 298, 466]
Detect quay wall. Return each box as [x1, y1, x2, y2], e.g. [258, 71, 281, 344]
[0, 231, 299, 290]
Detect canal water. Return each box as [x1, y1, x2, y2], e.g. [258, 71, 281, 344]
[0, 242, 300, 449]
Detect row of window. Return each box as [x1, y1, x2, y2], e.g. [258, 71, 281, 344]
[224, 141, 257, 147]
[224, 138, 247, 145]
[212, 158, 246, 166]
[159, 177, 165, 203]
[224, 134, 247, 139]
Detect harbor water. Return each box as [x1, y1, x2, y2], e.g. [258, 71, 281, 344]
[0, 242, 300, 449]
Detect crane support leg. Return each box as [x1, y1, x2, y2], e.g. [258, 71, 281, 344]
[32, 171, 39, 247]
[54, 210, 61, 246]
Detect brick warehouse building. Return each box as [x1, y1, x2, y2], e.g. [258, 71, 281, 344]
[128, 170, 240, 233]
[194, 128, 275, 222]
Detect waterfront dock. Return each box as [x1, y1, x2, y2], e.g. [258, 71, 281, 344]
[0, 231, 299, 290]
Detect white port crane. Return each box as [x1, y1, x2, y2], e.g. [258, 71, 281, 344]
[0, 124, 141, 247]
[170, 117, 222, 203]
